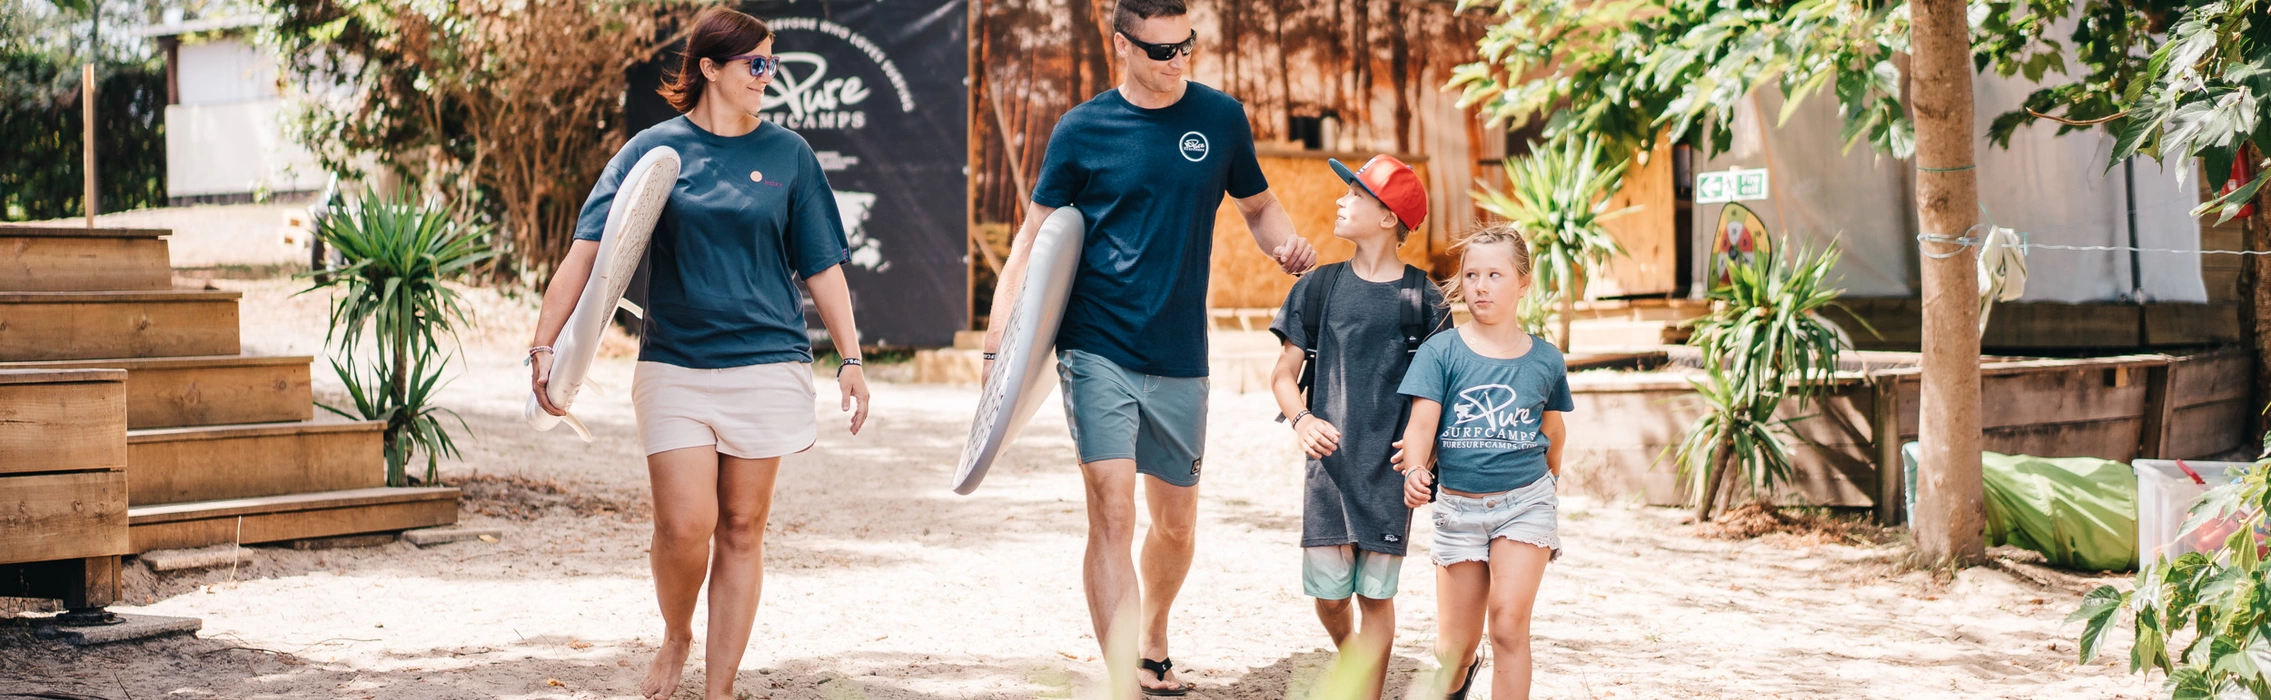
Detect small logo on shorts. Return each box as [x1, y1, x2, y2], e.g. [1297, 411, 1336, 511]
[1190, 458, 1203, 476]
[1178, 131, 1209, 162]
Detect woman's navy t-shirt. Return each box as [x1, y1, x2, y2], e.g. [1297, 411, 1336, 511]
[573, 117, 850, 370]
[1396, 329, 1576, 494]
[1030, 83, 1269, 378]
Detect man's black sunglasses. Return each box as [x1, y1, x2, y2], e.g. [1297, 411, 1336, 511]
[1118, 28, 1196, 61]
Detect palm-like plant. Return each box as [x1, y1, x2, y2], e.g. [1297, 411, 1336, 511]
[1473, 134, 1633, 349]
[303, 194, 496, 487]
[1675, 243, 1867, 520]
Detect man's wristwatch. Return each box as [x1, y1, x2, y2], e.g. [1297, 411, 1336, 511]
[837, 357, 862, 377]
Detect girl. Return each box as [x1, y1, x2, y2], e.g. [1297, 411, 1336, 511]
[1394, 225, 1571, 700]
[528, 8, 868, 700]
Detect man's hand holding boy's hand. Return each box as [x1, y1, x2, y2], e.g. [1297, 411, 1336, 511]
[1403, 467, 1433, 509]
[1295, 416, 1341, 459]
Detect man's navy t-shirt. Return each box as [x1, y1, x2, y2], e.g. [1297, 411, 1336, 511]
[1030, 83, 1269, 378]
[573, 117, 850, 369]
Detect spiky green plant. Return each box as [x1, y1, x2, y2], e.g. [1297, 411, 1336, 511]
[302, 194, 495, 486]
[1473, 134, 1634, 349]
[1675, 243, 1867, 519]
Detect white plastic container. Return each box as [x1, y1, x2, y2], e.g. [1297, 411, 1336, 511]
[2134, 459, 2254, 563]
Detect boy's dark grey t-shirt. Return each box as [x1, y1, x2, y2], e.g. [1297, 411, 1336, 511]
[1270, 266, 1449, 557]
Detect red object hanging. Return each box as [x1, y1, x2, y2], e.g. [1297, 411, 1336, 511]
[2222, 156, 2259, 218]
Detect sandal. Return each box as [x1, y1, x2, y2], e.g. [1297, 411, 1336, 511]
[1139, 657, 1195, 697]
[1444, 651, 1483, 700]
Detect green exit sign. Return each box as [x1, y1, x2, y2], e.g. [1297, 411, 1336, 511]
[1696, 168, 1770, 204]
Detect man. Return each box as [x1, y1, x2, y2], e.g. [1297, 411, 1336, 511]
[982, 1, 1316, 696]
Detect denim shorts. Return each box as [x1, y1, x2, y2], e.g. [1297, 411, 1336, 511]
[1056, 349, 1208, 486]
[1429, 474, 1562, 567]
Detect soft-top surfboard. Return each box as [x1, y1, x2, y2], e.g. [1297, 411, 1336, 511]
[954, 207, 1085, 494]
[526, 146, 679, 442]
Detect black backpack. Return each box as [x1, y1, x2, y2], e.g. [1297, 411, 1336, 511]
[1290, 261, 1444, 412]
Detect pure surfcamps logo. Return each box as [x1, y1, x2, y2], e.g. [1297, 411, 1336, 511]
[1179, 131, 1209, 162]
[760, 18, 918, 131]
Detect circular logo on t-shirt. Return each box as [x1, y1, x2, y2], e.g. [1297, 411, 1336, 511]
[749, 170, 764, 183]
[1178, 131, 1209, 162]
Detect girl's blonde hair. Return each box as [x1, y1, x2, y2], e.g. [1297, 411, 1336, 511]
[1437, 223, 1534, 305]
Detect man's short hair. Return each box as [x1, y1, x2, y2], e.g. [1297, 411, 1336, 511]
[1114, 0, 1188, 33]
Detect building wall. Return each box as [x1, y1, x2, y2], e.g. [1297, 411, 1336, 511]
[164, 35, 324, 200]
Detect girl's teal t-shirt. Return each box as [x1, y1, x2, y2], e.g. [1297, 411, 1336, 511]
[1396, 329, 1576, 494]
[573, 117, 850, 369]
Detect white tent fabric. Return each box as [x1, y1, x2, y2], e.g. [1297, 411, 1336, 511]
[1971, 70, 2208, 303]
[1690, 80, 2207, 302]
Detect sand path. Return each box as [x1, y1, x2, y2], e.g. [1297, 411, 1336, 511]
[2, 279, 2148, 699]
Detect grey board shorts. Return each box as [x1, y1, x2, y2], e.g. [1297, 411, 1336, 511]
[1056, 348, 1207, 487]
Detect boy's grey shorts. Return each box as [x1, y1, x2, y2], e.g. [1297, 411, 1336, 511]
[1056, 348, 1207, 487]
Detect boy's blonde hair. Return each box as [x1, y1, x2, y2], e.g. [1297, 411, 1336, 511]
[1437, 223, 1534, 305]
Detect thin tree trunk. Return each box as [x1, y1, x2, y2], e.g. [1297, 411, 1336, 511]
[1559, 275, 1576, 350]
[1908, 0, 1985, 566]
[2245, 147, 2271, 442]
[1697, 436, 1732, 522]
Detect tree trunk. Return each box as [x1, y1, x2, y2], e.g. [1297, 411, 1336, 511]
[1558, 275, 1577, 350]
[1696, 437, 1732, 522]
[2245, 144, 2271, 445]
[1907, 0, 1986, 566]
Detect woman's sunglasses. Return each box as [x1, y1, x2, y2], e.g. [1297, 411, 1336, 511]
[1117, 29, 1196, 61]
[722, 53, 783, 79]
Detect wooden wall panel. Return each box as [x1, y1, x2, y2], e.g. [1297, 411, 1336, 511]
[1589, 138, 1679, 297]
[1208, 151, 1433, 309]
[0, 471, 129, 565]
[0, 374, 126, 476]
[127, 422, 385, 506]
[0, 293, 241, 362]
[0, 236, 171, 292]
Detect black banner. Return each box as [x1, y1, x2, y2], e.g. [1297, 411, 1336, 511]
[627, 0, 970, 349]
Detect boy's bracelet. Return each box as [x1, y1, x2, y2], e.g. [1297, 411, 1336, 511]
[1290, 410, 1312, 429]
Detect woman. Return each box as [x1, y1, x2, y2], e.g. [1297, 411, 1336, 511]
[527, 8, 869, 700]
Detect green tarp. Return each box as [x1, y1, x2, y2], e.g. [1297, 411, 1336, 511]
[1980, 451, 2138, 572]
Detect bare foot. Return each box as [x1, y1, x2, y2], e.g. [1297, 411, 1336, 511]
[641, 637, 692, 699]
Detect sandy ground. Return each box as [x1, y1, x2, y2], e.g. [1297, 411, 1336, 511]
[1, 277, 2155, 699]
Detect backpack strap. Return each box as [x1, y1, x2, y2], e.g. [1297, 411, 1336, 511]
[1397, 264, 1432, 357]
[1295, 262, 1345, 409]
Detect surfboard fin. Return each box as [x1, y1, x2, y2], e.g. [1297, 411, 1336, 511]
[616, 298, 644, 319]
[561, 412, 595, 443]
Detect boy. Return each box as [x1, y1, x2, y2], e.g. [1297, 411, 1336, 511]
[1268, 155, 1446, 698]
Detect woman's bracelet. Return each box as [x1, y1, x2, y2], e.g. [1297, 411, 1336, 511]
[523, 346, 554, 366]
[1290, 410, 1312, 430]
[836, 357, 862, 377]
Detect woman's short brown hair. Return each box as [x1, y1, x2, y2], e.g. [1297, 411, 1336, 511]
[658, 7, 773, 114]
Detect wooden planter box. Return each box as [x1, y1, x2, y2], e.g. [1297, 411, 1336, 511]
[0, 369, 129, 567]
[1561, 349, 2254, 518]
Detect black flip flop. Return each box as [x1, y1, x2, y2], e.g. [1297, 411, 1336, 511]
[1139, 657, 1195, 697]
[1445, 652, 1483, 700]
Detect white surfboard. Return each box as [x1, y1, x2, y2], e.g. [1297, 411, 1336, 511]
[526, 146, 679, 441]
[954, 207, 1085, 494]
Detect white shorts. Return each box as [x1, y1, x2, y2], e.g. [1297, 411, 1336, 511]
[632, 361, 817, 459]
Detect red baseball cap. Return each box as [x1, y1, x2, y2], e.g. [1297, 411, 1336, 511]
[1329, 155, 1427, 231]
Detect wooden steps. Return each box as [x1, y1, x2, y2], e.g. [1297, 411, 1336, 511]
[0, 226, 171, 292]
[0, 224, 460, 558]
[127, 420, 384, 506]
[128, 487, 461, 553]
[0, 355, 313, 429]
[0, 290, 242, 361]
